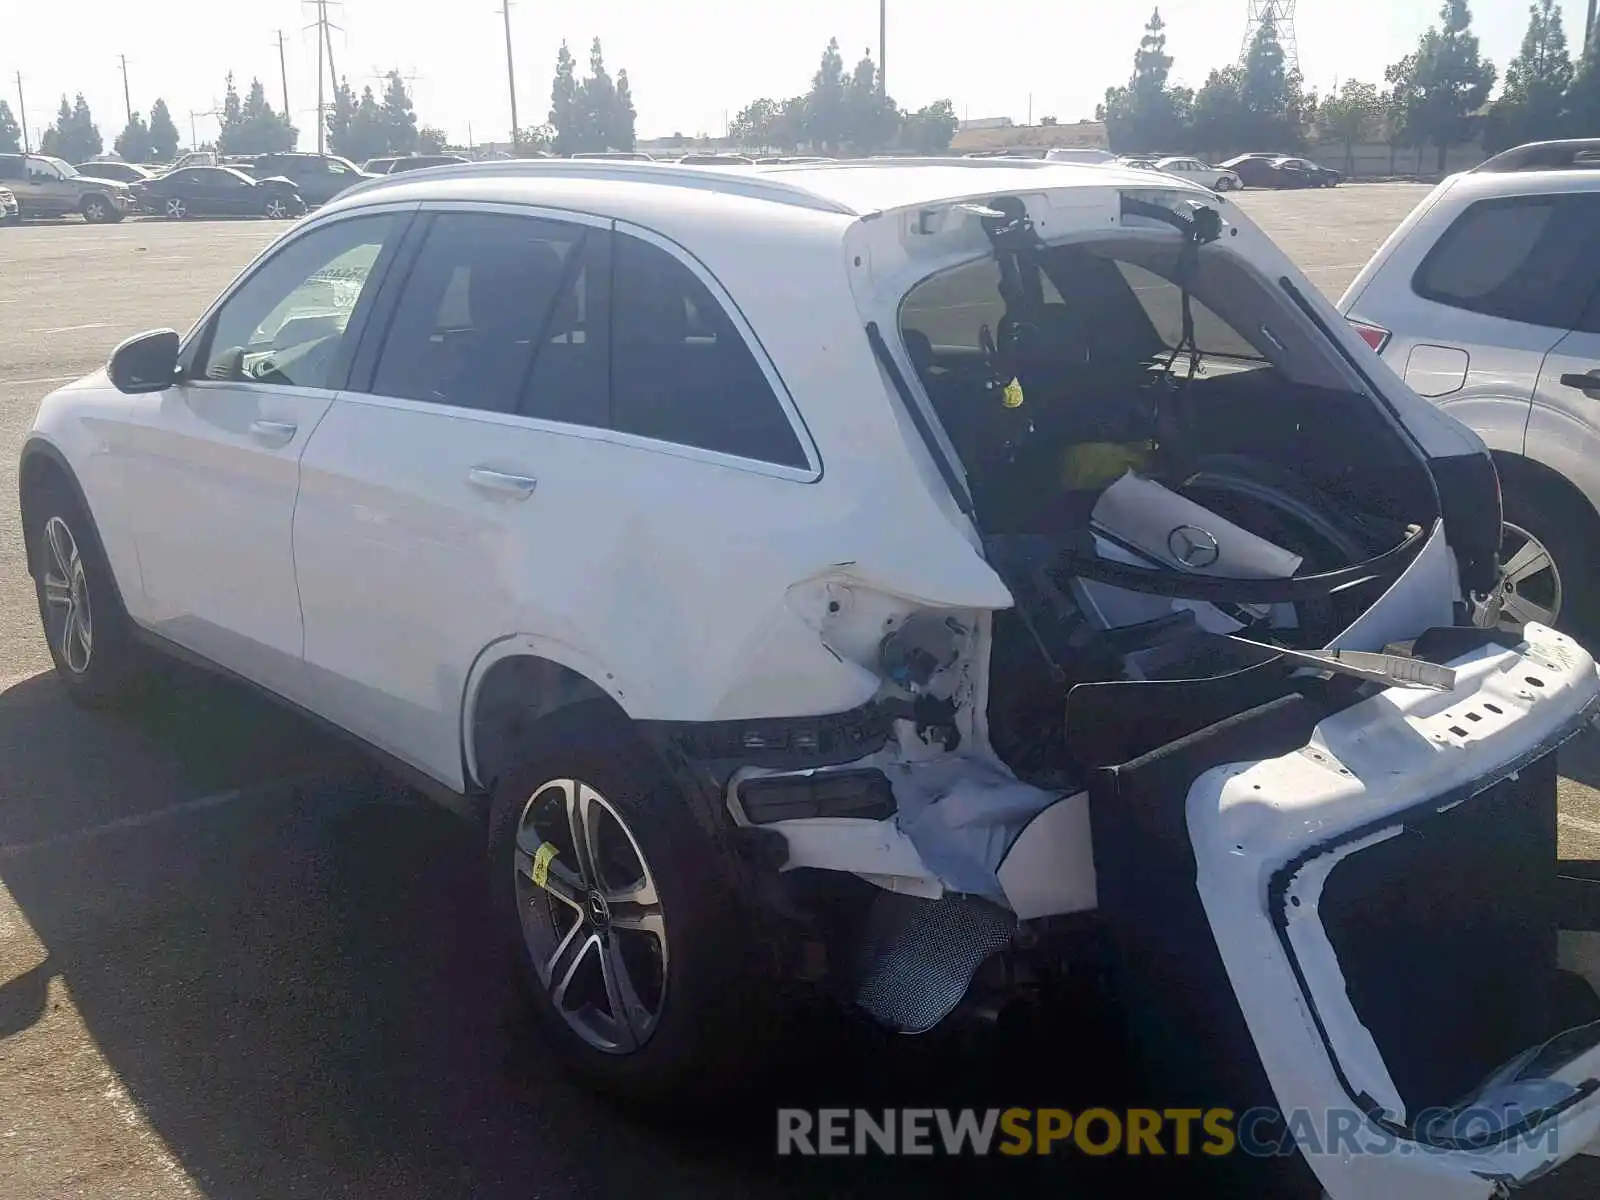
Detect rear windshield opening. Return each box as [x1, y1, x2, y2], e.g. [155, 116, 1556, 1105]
[896, 235, 1435, 542]
[897, 232, 1442, 785]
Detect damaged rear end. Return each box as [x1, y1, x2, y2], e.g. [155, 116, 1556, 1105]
[677, 166, 1600, 1195]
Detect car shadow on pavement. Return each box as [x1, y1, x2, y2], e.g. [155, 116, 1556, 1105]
[0, 666, 1178, 1200]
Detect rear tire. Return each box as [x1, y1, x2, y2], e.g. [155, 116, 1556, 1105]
[263, 195, 291, 219]
[27, 473, 144, 707]
[487, 702, 780, 1110]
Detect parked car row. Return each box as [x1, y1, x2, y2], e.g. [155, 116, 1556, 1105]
[1221, 152, 1342, 188]
[0, 150, 480, 224]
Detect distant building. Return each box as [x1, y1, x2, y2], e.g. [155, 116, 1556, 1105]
[950, 120, 1108, 153]
[958, 116, 1015, 131]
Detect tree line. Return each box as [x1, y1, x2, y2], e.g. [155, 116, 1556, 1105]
[1102, 0, 1599, 172]
[0, 70, 444, 165]
[0, 93, 181, 162]
[726, 39, 958, 156]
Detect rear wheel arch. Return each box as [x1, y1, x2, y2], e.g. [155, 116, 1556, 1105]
[465, 649, 629, 793]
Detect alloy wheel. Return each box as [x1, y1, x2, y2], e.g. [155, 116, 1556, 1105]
[84, 199, 107, 222]
[40, 516, 93, 674]
[165, 198, 187, 219]
[265, 197, 287, 219]
[513, 777, 668, 1054]
[1491, 522, 1562, 631]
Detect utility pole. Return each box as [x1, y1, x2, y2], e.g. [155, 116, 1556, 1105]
[15, 73, 29, 153]
[1588, 0, 1598, 60]
[276, 31, 291, 118]
[305, 0, 342, 153]
[119, 55, 133, 125]
[500, 2, 520, 146]
[879, 0, 887, 95]
[317, 7, 326, 152]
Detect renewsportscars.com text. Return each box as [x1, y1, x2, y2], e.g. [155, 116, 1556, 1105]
[776, 1107, 1562, 1158]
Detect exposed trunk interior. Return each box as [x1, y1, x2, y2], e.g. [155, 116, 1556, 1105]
[897, 218, 1441, 786]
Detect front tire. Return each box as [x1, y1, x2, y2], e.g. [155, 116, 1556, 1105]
[28, 476, 143, 706]
[487, 702, 778, 1109]
[163, 197, 189, 220]
[80, 194, 113, 224]
[263, 195, 291, 219]
[1492, 487, 1594, 638]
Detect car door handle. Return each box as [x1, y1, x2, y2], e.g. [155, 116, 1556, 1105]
[1560, 372, 1600, 395]
[466, 467, 539, 498]
[249, 419, 299, 446]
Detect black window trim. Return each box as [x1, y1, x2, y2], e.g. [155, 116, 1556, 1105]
[1410, 191, 1600, 331]
[177, 203, 420, 391]
[334, 200, 822, 483]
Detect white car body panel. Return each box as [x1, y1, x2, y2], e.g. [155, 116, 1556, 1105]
[1193, 625, 1600, 1197]
[120, 379, 333, 700]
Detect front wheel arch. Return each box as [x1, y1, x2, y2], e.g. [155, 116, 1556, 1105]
[19, 441, 138, 622]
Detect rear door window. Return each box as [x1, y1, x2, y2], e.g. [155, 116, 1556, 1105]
[1413, 193, 1600, 330]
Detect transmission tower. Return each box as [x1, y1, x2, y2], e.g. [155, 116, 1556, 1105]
[1241, 0, 1300, 77]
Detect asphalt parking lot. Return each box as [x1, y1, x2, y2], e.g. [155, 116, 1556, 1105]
[4, 187, 1600, 1199]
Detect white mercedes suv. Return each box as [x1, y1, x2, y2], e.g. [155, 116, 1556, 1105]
[19, 157, 1600, 1197]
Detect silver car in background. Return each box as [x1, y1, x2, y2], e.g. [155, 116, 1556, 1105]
[1339, 139, 1600, 636]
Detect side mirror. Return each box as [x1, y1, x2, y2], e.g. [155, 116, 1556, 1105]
[108, 329, 180, 394]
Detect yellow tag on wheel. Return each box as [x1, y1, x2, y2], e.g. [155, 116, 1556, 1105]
[531, 842, 558, 889]
[1002, 378, 1025, 408]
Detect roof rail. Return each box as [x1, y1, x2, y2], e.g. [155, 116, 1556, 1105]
[332, 157, 860, 215]
[1473, 139, 1600, 173]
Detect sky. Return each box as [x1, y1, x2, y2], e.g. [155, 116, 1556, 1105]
[4, 1, 1555, 151]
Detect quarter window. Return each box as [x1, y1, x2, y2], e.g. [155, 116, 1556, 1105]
[1413, 194, 1600, 330]
[609, 233, 807, 467]
[199, 213, 400, 390]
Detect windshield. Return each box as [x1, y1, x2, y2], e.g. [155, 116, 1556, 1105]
[36, 156, 77, 178]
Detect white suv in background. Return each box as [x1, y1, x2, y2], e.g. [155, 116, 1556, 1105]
[20, 157, 1600, 1198]
[1340, 138, 1600, 635]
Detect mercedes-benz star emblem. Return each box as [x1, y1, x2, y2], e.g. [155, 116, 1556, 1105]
[1167, 524, 1221, 570]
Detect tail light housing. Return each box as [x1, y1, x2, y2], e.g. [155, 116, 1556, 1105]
[1348, 318, 1391, 354]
